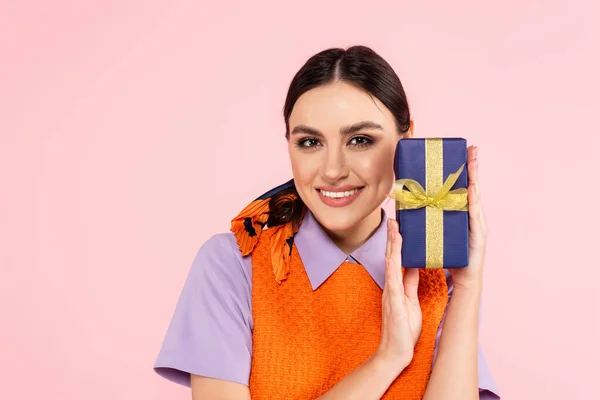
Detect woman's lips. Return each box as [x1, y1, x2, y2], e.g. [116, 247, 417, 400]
[316, 187, 364, 208]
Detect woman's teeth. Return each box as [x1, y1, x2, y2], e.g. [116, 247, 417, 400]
[320, 189, 359, 198]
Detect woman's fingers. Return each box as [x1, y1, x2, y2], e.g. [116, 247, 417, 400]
[389, 219, 402, 269]
[403, 268, 420, 300]
[466, 146, 488, 271]
[389, 219, 406, 294]
[385, 219, 392, 259]
[385, 219, 404, 297]
[467, 146, 486, 237]
[388, 217, 420, 299]
[384, 257, 398, 295]
[467, 145, 478, 185]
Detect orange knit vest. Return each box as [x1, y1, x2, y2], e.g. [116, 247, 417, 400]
[249, 228, 449, 399]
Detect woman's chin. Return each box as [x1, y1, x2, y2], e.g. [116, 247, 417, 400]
[311, 209, 364, 234]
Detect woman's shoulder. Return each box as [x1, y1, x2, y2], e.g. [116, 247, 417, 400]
[196, 231, 245, 259]
[189, 231, 253, 287]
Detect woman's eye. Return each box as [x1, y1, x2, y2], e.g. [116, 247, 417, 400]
[348, 136, 373, 147]
[297, 138, 321, 148]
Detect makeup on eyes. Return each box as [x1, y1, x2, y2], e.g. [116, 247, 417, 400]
[294, 134, 377, 150]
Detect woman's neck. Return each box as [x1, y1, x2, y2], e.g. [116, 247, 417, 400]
[324, 208, 383, 254]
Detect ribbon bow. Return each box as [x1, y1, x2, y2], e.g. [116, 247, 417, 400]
[389, 163, 469, 211]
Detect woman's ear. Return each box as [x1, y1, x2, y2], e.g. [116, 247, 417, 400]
[400, 120, 415, 139]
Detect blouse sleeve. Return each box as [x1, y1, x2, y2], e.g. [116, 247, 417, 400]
[434, 271, 501, 399]
[153, 233, 253, 387]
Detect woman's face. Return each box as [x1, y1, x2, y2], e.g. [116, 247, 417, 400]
[288, 81, 412, 235]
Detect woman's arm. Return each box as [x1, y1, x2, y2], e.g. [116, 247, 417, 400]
[192, 376, 251, 400]
[315, 350, 407, 400]
[191, 352, 404, 400]
[422, 282, 481, 400]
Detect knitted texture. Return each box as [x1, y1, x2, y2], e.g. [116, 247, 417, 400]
[249, 228, 449, 399]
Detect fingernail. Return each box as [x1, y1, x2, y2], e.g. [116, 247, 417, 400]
[474, 182, 479, 196]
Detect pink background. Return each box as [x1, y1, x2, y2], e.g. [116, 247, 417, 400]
[2, 1, 599, 399]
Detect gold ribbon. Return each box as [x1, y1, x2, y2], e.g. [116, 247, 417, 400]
[390, 163, 468, 211]
[388, 139, 468, 268]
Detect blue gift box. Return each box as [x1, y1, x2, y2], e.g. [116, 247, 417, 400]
[392, 138, 469, 268]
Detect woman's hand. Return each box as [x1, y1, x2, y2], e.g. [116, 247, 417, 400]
[449, 145, 488, 290]
[375, 218, 422, 373]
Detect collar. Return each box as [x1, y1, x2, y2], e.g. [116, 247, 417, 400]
[293, 208, 388, 290]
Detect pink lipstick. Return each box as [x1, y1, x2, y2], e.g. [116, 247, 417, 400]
[316, 186, 364, 208]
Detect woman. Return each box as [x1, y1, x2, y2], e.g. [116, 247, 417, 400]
[154, 46, 500, 399]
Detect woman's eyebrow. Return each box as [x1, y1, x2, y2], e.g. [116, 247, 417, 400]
[340, 121, 384, 135]
[290, 121, 384, 137]
[291, 125, 322, 136]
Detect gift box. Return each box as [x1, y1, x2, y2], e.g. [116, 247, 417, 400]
[391, 138, 469, 268]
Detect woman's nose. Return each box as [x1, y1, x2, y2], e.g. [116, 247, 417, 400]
[322, 149, 349, 181]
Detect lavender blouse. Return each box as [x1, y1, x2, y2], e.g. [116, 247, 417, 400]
[154, 209, 500, 399]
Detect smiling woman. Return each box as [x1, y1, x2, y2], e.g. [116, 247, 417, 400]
[286, 81, 404, 251]
[154, 46, 500, 400]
